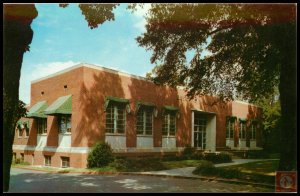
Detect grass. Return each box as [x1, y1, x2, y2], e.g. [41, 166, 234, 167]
[195, 160, 280, 185]
[162, 160, 202, 169]
[221, 160, 279, 176]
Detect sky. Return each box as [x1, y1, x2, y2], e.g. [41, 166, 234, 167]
[20, 3, 211, 105]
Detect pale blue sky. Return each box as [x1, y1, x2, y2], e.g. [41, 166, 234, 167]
[20, 3, 211, 104]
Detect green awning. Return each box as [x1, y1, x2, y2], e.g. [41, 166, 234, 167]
[44, 95, 72, 115]
[239, 118, 247, 123]
[162, 105, 179, 115]
[226, 116, 237, 122]
[26, 101, 48, 118]
[104, 96, 129, 111]
[136, 101, 156, 113]
[16, 120, 29, 128]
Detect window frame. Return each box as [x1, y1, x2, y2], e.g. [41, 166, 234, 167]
[61, 156, 70, 168]
[24, 123, 30, 138]
[17, 126, 23, 138]
[239, 122, 246, 140]
[250, 123, 257, 140]
[136, 108, 153, 136]
[226, 120, 235, 139]
[162, 113, 176, 137]
[105, 103, 126, 134]
[59, 115, 72, 134]
[37, 118, 47, 135]
[44, 155, 51, 166]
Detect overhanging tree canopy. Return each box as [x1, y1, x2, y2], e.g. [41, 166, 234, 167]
[136, 3, 296, 171]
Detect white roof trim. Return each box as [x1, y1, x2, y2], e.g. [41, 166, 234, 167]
[31, 63, 151, 84]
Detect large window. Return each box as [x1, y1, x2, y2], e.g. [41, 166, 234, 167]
[17, 126, 23, 138]
[25, 123, 29, 137]
[44, 155, 51, 166]
[59, 115, 71, 134]
[239, 122, 246, 139]
[162, 113, 176, 136]
[37, 118, 47, 134]
[250, 124, 257, 140]
[194, 113, 207, 149]
[136, 108, 153, 135]
[226, 118, 235, 139]
[106, 104, 126, 134]
[61, 157, 70, 168]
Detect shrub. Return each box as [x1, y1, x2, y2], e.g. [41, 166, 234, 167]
[182, 145, 195, 159]
[216, 168, 242, 179]
[204, 152, 232, 163]
[190, 151, 204, 160]
[247, 150, 269, 159]
[87, 142, 114, 168]
[109, 158, 132, 171]
[193, 160, 216, 175]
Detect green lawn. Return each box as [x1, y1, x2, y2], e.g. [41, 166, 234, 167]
[221, 160, 279, 176]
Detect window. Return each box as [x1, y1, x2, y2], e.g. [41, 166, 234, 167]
[44, 155, 51, 166]
[226, 119, 235, 139]
[37, 118, 47, 134]
[18, 126, 23, 138]
[25, 123, 29, 137]
[59, 115, 71, 134]
[136, 108, 153, 135]
[194, 113, 207, 149]
[239, 123, 246, 139]
[250, 124, 257, 140]
[162, 113, 176, 136]
[20, 153, 24, 162]
[105, 104, 126, 134]
[61, 157, 70, 168]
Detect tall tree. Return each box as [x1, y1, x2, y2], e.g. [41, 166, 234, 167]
[137, 4, 296, 170]
[3, 3, 119, 191]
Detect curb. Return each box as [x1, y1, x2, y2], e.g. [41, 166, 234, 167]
[12, 166, 275, 189]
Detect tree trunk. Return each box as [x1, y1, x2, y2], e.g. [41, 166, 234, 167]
[278, 24, 297, 171]
[3, 4, 37, 192]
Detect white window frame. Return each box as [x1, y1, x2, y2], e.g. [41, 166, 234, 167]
[44, 155, 51, 166]
[17, 127, 23, 138]
[239, 123, 246, 140]
[226, 120, 235, 139]
[37, 118, 47, 135]
[136, 109, 153, 135]
[105, 104, 126, 134]
[59, 115, 71, 134]
[24, 123, 29, 138]
[61, 156, 70, 168]
[162, 113, 176, 137]
[250, 124, 256, 140]
[193, 113, 207, 149]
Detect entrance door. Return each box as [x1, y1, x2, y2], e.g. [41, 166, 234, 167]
[194, 113, 207, 149]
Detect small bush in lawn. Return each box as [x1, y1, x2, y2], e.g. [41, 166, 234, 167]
[87, 142, 114, 168]
[182, 145, 195, 159]
[109, 158, 131, 171]
[191, 151, 204, 160]
[193, 160, 217, 176]
[216, 168, 242, 179]
[204, 152, 232, 163]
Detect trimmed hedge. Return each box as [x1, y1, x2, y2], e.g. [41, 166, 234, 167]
[203, 152, 232, 163]
[87, 142, 114, 168]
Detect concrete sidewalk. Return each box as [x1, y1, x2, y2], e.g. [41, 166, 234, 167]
[134, 159, 278, 177]
[125, 159, 277, 188]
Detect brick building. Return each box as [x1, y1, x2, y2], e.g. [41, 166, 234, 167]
[13, 63, 263, 168]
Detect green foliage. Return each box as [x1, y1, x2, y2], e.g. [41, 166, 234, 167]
[182, 145, 195, 159]
[192, 160, 216, 175]
[87, 142, 114, 168]
[203, 152, 232, 164]
[247, 150, 269, 159]
[255, 88, 281, 153]
[137, 4, 295, 102]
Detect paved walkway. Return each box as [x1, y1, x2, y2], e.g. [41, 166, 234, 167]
[126, 159, 278, 188]
[133, 159, 277, 177]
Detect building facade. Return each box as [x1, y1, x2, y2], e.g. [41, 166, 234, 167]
[13, 63, 263, 168]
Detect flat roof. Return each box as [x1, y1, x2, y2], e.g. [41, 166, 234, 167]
[31, 63, 150, 84]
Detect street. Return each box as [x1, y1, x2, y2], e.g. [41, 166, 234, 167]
[8, 168, 274, 193]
